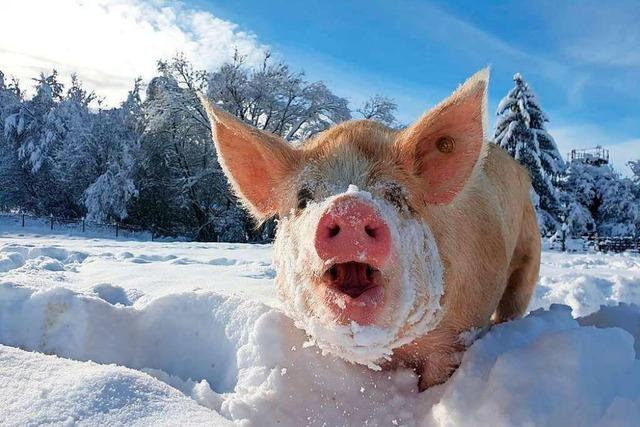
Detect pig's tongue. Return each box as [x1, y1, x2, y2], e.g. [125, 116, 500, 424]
[332, 262, 374, 298]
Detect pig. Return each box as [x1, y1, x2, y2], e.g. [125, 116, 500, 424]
[200, 68, 540, 390]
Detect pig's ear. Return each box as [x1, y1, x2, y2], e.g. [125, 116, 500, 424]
[200, 95, 300, 220]
[395, 68, 489, 205]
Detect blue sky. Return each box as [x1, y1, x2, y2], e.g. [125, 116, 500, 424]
[194, 0, 640, 174]
[1, 0, 638, 173]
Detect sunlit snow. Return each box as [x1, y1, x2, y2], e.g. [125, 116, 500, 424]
[1, 219, 640, 426]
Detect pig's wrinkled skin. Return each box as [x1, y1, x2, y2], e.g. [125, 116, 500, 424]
[200, 69, 540, 390]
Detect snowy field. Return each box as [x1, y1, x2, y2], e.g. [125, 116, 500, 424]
[1, 223, 640, 426]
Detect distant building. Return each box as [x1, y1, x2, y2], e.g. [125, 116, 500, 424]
[568, 146, 610, 166]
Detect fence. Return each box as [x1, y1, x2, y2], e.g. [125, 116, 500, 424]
[0, 212, 154, 240]
[3, 211, 639, 251]
[581, 235, 640, 253]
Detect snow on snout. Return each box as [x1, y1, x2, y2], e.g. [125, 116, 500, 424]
[274, 187, 445, 368]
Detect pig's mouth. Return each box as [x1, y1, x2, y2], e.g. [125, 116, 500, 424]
[320, 261, 385, 325]
[323, 262, 381, 297]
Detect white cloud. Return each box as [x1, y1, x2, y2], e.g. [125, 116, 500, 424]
[0, 0, 267, 105]
[548, 1, 640, 68]
[549, 123, 640, 176]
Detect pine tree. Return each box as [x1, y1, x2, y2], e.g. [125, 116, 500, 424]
[494, 73, 564, 233]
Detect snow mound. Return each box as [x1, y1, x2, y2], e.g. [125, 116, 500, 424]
[1, 283, 640, 426]
[86, 283, 144, 306]
[431, 305, 640, 427]
[0, 244, 88, 273]
[532, 273, 640, 317]
[0, 344, 230, 426]
[579, 303, 640, 355]
[0, 284, 267, 394]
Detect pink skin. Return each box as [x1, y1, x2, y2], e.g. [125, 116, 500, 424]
[314, 195, 392, 325]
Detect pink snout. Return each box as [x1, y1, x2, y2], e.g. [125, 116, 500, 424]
[314, 196, 391, 267]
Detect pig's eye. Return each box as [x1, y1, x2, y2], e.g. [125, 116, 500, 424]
[297, 188, 314, 210]
[384, 185, 406, 210]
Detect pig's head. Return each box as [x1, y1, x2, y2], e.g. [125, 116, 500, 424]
[201, 69, 488, 368]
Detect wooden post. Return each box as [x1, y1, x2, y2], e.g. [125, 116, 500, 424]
[82, 217, 85, 233]
[50, 214, 54, 230]
[560, 204, 567, 252]
[115, 222, 119, 238]
[22, 213, 25, 227]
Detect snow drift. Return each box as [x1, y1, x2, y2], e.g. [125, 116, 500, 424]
[1, 282, 640, 426]
[1, 230, 640, 426]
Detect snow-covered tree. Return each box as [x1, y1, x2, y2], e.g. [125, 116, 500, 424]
[84, 160, 138, 222]
[3, 71, 69, 214]
[1, 71, 142, 221]
[140, 56, 246, 241]
[0, 58, 399, 241]
[557, 162, 596, 236]
[629, 160, 640, 184]
[494, 73, 564, 234]
[207, 50, 351, 141]
[0, 72, 25, 210]
[50, 74, 97, 215]
[561, 160, 639, 237]
[597, 170, 639, 237]
[81, 81, 141, 222]
[356, 95, 398, 127]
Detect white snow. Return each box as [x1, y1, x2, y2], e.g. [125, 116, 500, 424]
[0, 344, 231, 426]
[1, 222, 640, 426]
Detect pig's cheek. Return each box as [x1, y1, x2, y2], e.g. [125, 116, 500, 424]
[274, 220, 298, 300]
[273, 249, 290, 303]
[274, 274, 289, 303]
[275, 217, 316, 302]
[296, 213, 326, 271]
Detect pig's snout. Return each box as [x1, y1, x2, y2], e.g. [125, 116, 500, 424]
[314, 196, 391, 267]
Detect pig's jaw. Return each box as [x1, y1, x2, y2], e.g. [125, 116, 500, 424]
[273, 189, 445, 369]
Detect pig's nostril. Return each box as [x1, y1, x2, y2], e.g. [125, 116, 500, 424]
[315, 196, 392, 269]
[364, 225, 377, 238]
